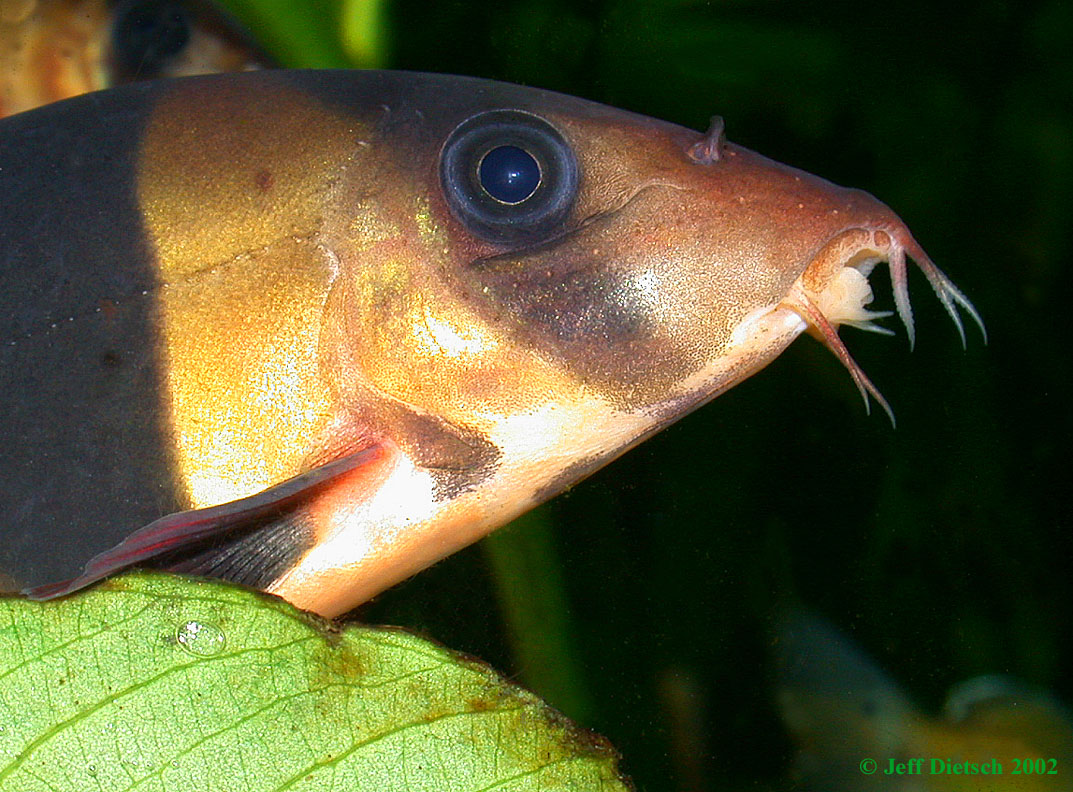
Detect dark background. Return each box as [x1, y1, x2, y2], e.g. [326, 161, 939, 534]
[225, 1, 1073, 789]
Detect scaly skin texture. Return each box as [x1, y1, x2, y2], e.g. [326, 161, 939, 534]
[0, 70, 982, 616]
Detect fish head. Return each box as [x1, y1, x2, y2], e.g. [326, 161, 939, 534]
[318, 77, 983, 489]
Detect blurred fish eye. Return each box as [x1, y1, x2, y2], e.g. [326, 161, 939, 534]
[439, 109, 578, 245]
[111, 0, 191, 77]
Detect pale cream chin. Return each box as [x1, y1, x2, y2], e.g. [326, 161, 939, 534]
[270, 391, 653, 616]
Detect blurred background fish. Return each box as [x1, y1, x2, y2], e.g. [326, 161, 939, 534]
[0, 0, 267, 118]
[775, 610, 1073, 791]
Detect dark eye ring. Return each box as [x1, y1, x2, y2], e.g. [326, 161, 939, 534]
[439, 110, 579, 245]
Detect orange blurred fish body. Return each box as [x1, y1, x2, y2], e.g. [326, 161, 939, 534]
[0, 0, 264, 118]
[1, 70, 982, 616]
[776, 612, 1073, 791]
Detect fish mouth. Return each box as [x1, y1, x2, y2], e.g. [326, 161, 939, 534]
[779, 225, 986, 424]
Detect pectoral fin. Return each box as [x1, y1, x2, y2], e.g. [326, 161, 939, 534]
[23, 445, 389, 600]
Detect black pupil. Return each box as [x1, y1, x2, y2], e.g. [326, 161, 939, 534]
[478, 146, 541, 204]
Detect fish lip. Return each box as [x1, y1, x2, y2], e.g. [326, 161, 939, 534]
[640, 227, 908, 428]
[774, 220, 987, 424]
[791, 222, 986, 349]
[796, 226, 901, 333]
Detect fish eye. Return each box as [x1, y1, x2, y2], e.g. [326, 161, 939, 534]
[112, 0, 191, 77]
[440, 110, 578, 245]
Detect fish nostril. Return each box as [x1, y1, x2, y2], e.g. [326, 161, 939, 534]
[687, 116, 726, 165]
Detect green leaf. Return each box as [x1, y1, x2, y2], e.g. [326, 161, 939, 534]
[215, 0, 352, 68]
[340, 0, 390, 69]
[0, 572, 630, 792]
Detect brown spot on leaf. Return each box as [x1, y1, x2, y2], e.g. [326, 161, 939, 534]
[311, 642, 367, 687]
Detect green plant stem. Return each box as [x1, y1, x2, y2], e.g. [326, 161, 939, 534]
[482, 506, 594, 724]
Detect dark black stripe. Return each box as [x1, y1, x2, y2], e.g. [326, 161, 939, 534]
[0, 83, 183, 588]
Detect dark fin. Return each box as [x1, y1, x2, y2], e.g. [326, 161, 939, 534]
[23, 446, 385, 600]
[153, 511, 315, 591]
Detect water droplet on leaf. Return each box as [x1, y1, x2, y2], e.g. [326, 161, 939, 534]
[175, 620, 226, 657]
